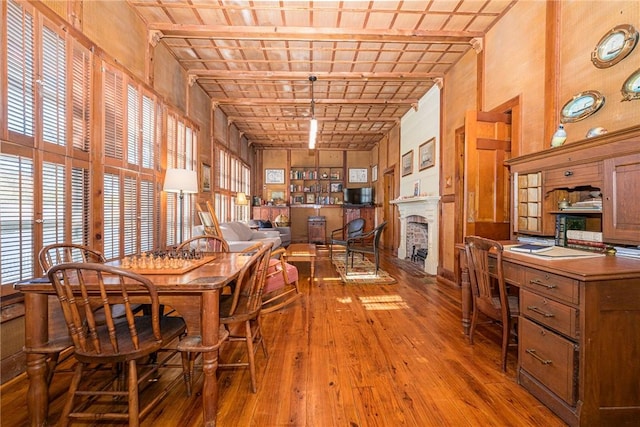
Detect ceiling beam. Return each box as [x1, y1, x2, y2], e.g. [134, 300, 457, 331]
[188, 70, 444, 81]
[216, 98, 417, 106]
[226, 116, 399, 123]
[149, 24, 483, 44]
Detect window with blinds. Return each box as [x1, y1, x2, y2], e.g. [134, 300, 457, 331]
[6, 0, 35, 138]
[0, 153, 35, 284]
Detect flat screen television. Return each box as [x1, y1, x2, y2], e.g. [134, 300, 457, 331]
[343, 187, 374, 206]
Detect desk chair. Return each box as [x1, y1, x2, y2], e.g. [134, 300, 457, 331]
[464, 235, 519, 372]
[329, 218, 365, 260]
[47, 262, 187, 427]
[218, 244, 272, 392]
[345, 221, 387, 276]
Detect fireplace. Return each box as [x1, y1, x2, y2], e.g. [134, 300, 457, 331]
[390, 196, 440, 275]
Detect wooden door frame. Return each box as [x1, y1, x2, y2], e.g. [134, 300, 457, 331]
[383, 165, 398, 254]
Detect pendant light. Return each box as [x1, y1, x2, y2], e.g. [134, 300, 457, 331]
[308, 75, 317, 149]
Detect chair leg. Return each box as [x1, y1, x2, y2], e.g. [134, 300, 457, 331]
[468, 307, 479, 345]
[59, 363, 83, 427]
[501, 319, 510, 372]
[128, 359, 140, 427]
[181, 351, 192, 396]
[244, 321, 258, 393]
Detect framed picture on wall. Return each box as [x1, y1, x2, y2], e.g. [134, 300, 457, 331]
[201, 163, 211, 192]
[402, 150, 413, 176]
[265, 168, 285, 184]
[348, 168, 368, 183]
[419, 138, 435, 170]
[371, 164, 378, 182]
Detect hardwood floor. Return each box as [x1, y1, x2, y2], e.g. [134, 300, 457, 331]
[1, 247, 566, 426]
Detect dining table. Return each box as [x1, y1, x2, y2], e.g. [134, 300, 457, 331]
[14, 251, 252, 427]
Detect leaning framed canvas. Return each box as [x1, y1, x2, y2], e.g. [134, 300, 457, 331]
[419, 138, 435, 170]
[402, 150, 413, 176]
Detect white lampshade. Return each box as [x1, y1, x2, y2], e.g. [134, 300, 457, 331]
[236, 192, 248, 205]
[163, 168, 198, 194]
[308, 118, 318, 149]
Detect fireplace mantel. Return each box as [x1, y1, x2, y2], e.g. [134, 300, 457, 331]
[390, 196, 440, 274]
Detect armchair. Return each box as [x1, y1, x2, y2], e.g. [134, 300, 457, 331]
[329, 218, 366, 260]
[345, 221, 388, 276]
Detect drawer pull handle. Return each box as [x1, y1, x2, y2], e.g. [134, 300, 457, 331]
[529, 279, 557, 289]
[526, 305, 555, 317]
[526, 349, 552, 365]
[564, 170, 573, 176]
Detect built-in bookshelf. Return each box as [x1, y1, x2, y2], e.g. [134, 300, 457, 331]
[290, 166, 344, 205]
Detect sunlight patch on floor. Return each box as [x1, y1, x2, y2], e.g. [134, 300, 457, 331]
[359, 294, 408, 310]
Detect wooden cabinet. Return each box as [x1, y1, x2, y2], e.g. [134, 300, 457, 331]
[506, 126, 640, 246]
[252, 206, 289, 222]
[603, 152, 640, 244]
[308, 216, 326, 244]
[343, 206, 376, 232]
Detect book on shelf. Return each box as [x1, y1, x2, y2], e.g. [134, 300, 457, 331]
[555, 214, 587, 247]
[510, 244, 554, 254]
[566, 242, 606, 253]
[566, 229, 603, 243]
[566, 238, 606, 249]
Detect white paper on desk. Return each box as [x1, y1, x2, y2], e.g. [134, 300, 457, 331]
[505, 245, 605, 259]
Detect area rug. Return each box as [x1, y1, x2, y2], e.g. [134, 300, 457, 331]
[332, 257, 396, 285]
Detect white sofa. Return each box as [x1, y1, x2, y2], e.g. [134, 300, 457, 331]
[217, 221, 281, 252]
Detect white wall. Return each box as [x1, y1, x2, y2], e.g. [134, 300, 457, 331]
[399, 85, 440, 197]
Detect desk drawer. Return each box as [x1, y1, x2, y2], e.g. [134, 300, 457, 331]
[519, 317, 578, 405]
[503, 261, 523, 286]
[523, 268, 579, 305]
[521, 290, 578, 339]
[544, 162, 602, 189]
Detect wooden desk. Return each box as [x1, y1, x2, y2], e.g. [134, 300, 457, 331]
[458, 244, 640, 426]
[15, 252, 251, 427]
[285, 243, 316, 283]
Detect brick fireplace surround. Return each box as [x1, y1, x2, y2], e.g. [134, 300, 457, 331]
[390, 196, 440, 275]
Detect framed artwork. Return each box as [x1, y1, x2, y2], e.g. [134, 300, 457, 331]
[265, 168, 285, 184]
[402, 150, 413, 176]
[201, 163, 211, 192]
[348, 168, 368, 183]
[305, 193, 316, 204]
[419, 138, 435, 170]
[371, 164, 378, 182]
[413, 180, 420, 196]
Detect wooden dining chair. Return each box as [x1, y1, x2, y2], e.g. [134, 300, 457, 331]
[47, 262, 188, 427]
[177, 235, 230, 255]
[175, 234, 230, 396]
[464, 235, 520, 372]
[30, 243, 111, 387]
[345, 221, 388, 276]
[329, 217, 366, 260]
[218, 243, 272, 392]
[261, 247, 302, 314]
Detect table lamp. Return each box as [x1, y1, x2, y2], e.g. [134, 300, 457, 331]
[163, 168, 198, 243]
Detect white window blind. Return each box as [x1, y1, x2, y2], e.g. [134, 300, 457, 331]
[6, 0, 35, 137]
[103, 172, 120, 260]
[103, 65, 124, 160]
[0, 153, 35, 284]
[41, 25, 66, 146]
[41, 161, 66, 246]
[123, 175, 137, 256]
[71, 166, 90, 245]
[127, 84, 139, 166]
[71, 42, 91, 152]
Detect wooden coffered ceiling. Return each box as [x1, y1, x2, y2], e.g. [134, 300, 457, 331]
[128, 0, 517, 150]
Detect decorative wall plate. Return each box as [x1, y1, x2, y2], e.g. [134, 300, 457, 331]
[591, 24, 638, 68]
[560, 90, 605, 123]
[621, 68, 640, 101]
